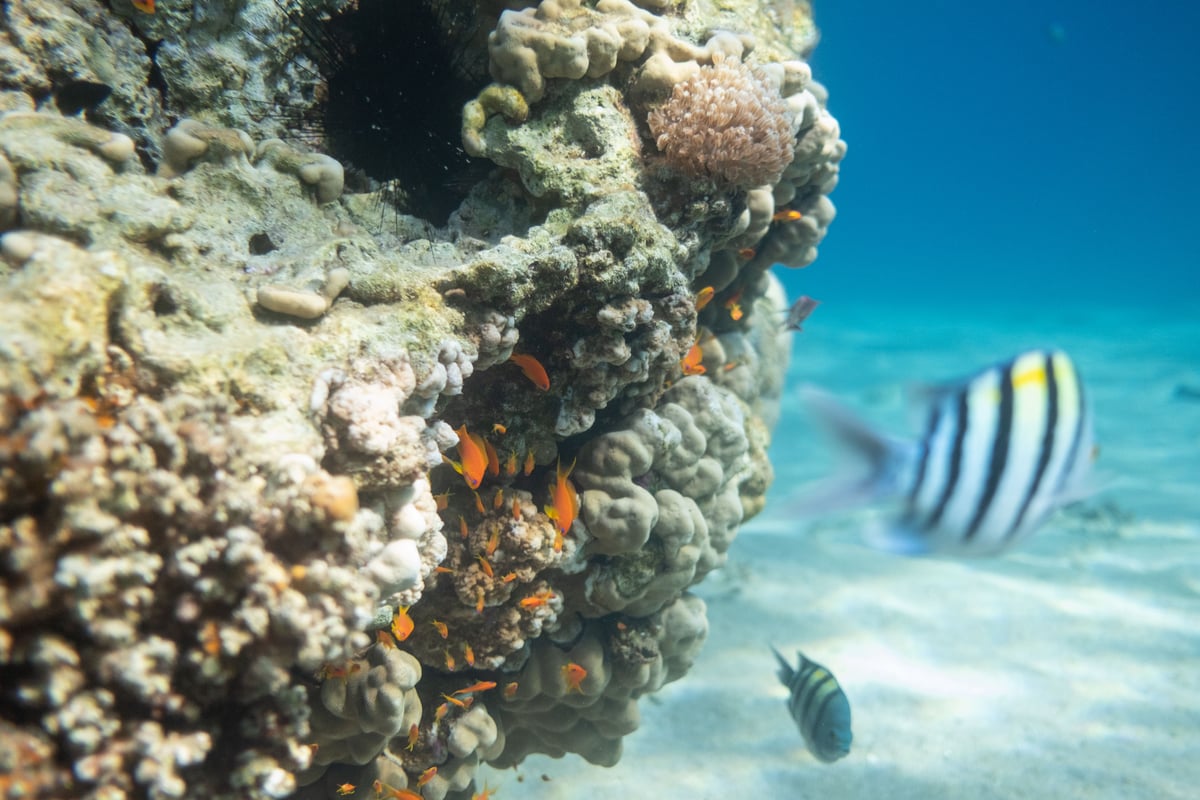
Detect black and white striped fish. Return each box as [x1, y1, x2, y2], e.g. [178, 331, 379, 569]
[798, 349, 1095, 556]
[771, 646, 852, 763]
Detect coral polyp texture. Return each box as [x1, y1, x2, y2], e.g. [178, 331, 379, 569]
[648, 55, 797, 189]
[0, 0, 842, 797]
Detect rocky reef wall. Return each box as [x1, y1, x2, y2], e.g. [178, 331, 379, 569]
[0, 1, 844, 797]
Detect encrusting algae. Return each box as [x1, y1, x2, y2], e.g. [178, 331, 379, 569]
[0, 0, 843, 797]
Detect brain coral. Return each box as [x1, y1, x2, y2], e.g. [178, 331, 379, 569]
[647, 55, 797, 189]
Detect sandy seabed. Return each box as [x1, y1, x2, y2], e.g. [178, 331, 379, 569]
[476, 299, 1200, 799]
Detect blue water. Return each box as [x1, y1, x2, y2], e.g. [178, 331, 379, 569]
[791, 0, 1200, 308]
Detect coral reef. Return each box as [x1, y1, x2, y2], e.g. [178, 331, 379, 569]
[1, 0, 842, 797]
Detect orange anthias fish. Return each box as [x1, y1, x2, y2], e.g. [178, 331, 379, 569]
[724, 288, 745, 321]
[543, 458, 579, 538]
[453, 680, 498, 696]
[694, 285, 715, 311]
[772, 208, 803, 222]
[373, 782, 423, 800]
[131, 0, 155, 13]
[446, 424, 489, 489]
[509, 353, 550, 391]
[681, 342, 705, 376]
[391, 606, 414, 642]
[561, 662, 588, 694]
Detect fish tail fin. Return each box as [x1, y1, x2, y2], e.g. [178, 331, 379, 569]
[791, 385, 915, 517]
[769, 644, 794, 684]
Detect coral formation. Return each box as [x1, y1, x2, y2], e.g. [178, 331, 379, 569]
[648, 55, 797, 189]
[1, 0, 842, 797]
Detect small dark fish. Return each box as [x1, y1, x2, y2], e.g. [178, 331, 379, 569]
[783, 295, 819, 332]
[772, 646, 852, 763]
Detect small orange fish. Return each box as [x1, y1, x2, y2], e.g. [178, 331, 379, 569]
[434, 565, 455, 574]
[433, 491, 450, 511]
[492, 488, 505, 511]
[552, 529, 563, 553]
[373, 781, 423, 800]
[681, 342, 705, 376]
[391, 606, 414, 642]
[523, 451, 536, 476]
[510, 353, 550, 391]
[441, 693, 468, 709]
[376, 630, 396, 649]
[446, 425, 489, 489]
[729, 303, 744, 321]
[476, 554, 494, 578]
[518, 590, 554, 609]
[504, 451, 519, 477]
[417, 767, 438, 787]
[463, 642, 476, 667]
[511, 498, 522, 520]
[492, 423, 507, 435]
[434, 703, 449, 723]
[695, 285, 715, 311]
[459, 516, 469, 539]
[485, 527, 501, 556]
[473, 490, 486, 514]
[472, 782, 497, 800]
[501, 571, 517, 583]
[737, 247, 756, 260]
[131, 0, 155, 13]
[201, 620, 221, 657]
[336, 784, 356, 796]
[503, 682, 519, 699]
[475, 588, 485, 614]
[772, 208, 803, 221]
[453, 680, 498, 696]
[405, 723, 419, 751]
[562, 662, 588, 694]
[543, 458, 579, 537]
[431, 620, 449, 639]
[444, 649, 457, 670]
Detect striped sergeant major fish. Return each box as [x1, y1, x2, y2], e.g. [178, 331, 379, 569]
[798, 349, 1095, 557]
[771, 646, 852, 763]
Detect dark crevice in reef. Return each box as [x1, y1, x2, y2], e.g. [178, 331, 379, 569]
[291, 0, 498, 227]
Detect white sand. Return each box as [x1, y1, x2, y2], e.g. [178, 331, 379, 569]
[475, 302, 1200, 799]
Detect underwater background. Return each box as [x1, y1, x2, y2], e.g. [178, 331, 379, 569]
[497, 1, 1200, 797]
[1, 0, 1197, 797]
